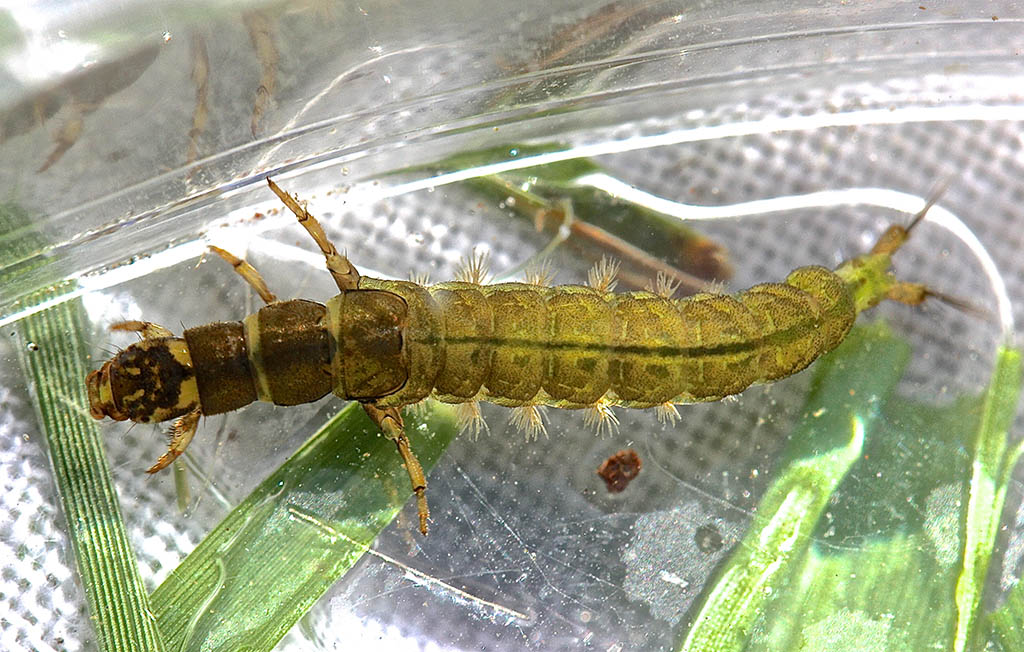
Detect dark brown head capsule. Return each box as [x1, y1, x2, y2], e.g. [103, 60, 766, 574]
[87, 338, 200, 424]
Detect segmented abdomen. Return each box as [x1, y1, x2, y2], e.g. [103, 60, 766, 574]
[183, 265, 856, 416]
[351, 264, 856, 410]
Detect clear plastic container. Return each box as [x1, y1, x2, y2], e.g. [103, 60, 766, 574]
[2, 1, 1022, 650]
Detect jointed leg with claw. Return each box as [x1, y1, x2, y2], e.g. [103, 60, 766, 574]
[126, 244, 286, 474]
[110, 320, 173, 340]
[98, 179, 433, 535]
[266, 178, 431, 534]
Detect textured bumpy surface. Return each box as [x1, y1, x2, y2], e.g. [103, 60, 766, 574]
[357, 265, 855, 411]
[137, 262, 855, 423]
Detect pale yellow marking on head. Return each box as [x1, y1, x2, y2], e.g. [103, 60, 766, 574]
[167, 339, 193, 368]
[510, 405, 548, 441]
[151, 340, 200, 422]
[114, 339, 200, 423]
[587, 256, 619, 293]
[97, 374, 116, 414]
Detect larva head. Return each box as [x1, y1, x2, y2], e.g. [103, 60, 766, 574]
[87, 338, 199, 424]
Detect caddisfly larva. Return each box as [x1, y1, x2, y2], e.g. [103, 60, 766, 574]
[87, 178, 950, 535]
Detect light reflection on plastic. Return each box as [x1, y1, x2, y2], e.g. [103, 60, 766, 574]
[380, 102, 1024, 200]
[575, 178, 1015, 337]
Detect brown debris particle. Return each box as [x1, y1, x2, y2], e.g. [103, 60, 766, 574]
[596, 449, 642, 493]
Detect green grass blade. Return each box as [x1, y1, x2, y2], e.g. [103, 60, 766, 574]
[745, 345, 1023, 652]
[954, 345, 1023, 652]
[766, 534, 942, 651]
[17, 295, 167, 652]
[988, 576, 1024, 651]
[396, 143, 732, 284]
[5, 193, 166, 652]
[678, 323, 912, 651]
[677, 334, 1023, 652]
[150, 402, 457, 652]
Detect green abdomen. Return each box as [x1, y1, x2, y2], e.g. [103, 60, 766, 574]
[353, 265, 855, 410]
